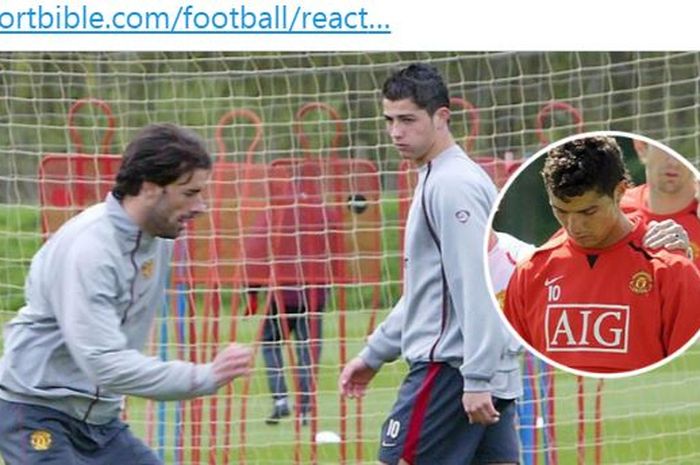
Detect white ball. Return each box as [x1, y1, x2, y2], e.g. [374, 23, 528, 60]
[315, 430, 342, 444]
[535, 416, 545, 429]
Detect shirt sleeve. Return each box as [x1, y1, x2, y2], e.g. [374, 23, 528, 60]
[358, 296, 405, 370]
[49, 241, 218, 401]
[503, 266, 532, 345]
[658, 259, 700, 355]
[429, 169, 508, 392]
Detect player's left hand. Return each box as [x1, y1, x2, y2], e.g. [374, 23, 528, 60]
[643, 219, 690, 256]
[462, 391, 500, 426]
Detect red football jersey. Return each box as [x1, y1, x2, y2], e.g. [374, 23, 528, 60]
[621, 184, 700, 268]
[504, 219, 700, 374]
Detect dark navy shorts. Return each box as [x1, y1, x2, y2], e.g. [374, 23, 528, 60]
[378, 362, 520, 465]
[0, 399, 162, 465]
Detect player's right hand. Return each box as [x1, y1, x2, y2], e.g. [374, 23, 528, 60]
[212, 343, 254, 387]
[338, 357, 377, 398]
[462, 391, 500, 426]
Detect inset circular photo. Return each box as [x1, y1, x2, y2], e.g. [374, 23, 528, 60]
[488, 131, 700, 377]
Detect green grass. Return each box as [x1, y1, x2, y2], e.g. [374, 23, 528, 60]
[0, 205, 42, 312]
[546, 354, 700, 465]
[2, 201, 700, 464]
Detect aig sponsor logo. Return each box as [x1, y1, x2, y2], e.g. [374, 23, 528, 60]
[545, 304, 629, 353]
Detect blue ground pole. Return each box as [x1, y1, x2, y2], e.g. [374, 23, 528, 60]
[173, 240, 188, 465]
[538, 357, 555, 465]
[174, 280, 186, 465]
[519, 352, 537, 465]
[157, 285, 169, 460]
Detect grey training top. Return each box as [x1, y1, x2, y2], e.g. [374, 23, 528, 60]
[359, 145, 521, 398]
[0, 193, 218, 424]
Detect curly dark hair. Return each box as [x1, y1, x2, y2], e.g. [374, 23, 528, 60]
[112, 123, 212, 200]
[542, 136, 631, 200]
[382, 63, 450, 115]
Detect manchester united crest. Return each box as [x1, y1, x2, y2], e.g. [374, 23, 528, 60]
[30, 430, 52, 451]
[629, 271, 653, 294]
[141, 259, 154, 279]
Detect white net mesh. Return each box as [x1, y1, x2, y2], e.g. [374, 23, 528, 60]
[1, 51, 699, 465]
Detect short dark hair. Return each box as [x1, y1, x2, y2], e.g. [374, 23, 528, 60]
[382, 63, 450, 115]
[542, 136, 631, 200]
[113, 123, 212, 200]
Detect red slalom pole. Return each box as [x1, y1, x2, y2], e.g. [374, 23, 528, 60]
[594, 379, 605, 465]
[338, 284, 348, 464]
[207, 285, 221, 465]
[545, 367, 559, 465]
[577, 376, 585, 465]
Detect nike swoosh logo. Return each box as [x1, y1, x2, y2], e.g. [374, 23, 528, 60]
[381, 440, 397, 447]
[544, 275, 564, 286]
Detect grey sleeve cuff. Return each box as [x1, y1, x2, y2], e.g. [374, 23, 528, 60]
[463, 377, 492, 392]
[358, 346, 387, 371]
[191, 363, 219, 396]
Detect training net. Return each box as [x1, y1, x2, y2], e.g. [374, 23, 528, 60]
[0, 51, 699, 465]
